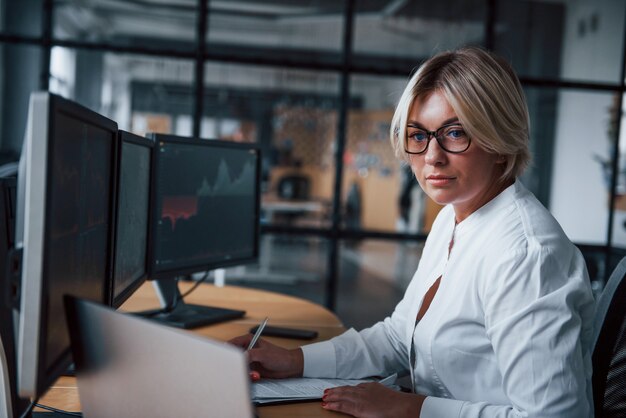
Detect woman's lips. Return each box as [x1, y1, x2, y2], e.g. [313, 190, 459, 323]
[426, 175, 455, 186]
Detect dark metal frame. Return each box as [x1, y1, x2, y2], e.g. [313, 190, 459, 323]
[2, 0, 626, 309]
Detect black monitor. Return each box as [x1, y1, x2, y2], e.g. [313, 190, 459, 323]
[0, 175, 30, 418]
[110, 131, 153, 308]
[15, 92, 117, 400]
[146, 134, 260, 329]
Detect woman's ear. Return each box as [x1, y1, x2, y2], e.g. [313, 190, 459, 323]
[496, 155, 506, 164]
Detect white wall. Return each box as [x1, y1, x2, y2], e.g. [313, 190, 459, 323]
[550, 91, 613, 243]
[550, 0, 626, 244]
[102, 54, 132, 130]
[48, 47, 76, 98]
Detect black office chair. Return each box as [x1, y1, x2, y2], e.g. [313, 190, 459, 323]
[592, 255, 626, 417]
[277, 174, 310, 201]
[273, 174, 312, 229]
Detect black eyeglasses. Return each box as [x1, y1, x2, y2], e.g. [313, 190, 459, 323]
[405, 123, 471, 154]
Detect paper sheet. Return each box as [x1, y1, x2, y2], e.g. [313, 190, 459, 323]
[251, 374, 398, 404]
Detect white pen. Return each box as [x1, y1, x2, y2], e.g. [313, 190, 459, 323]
[247, 317, 269, 351]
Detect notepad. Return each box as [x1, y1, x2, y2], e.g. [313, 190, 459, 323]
[251, 374, 398, 405]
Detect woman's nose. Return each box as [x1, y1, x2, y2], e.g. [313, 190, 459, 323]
[424, 137, 447, 165]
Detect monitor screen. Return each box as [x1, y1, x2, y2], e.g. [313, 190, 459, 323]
[150, 135, 260, 279]
[111, 131, 153, 308]
[15, 92, 117, 398]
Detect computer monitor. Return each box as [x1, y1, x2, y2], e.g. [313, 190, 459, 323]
[147, 134, 260, 329]
[0, 175, 30, 418]
[15, 92, 118, 399]
[110, 131, 153, 308]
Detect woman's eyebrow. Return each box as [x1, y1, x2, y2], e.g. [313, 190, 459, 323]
[406, 117, 460, 129]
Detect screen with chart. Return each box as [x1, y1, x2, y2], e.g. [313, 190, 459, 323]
[151, 136, 260, 278]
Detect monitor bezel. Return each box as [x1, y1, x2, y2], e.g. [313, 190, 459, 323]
[109, 130, 154, 308]
[16, 92, 118, 399]
[147, 134, 261, 281]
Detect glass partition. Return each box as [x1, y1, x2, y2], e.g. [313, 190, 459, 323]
[337, 238, 412, 329]
[207, 0, 345, 63]
[225, 234, 330, 306]
[3, 0, 626, 311]
[353, 0, 486, 67]
[1, 0, 42, 37]
[495, 0, 626, 84]
[1, 44, 42, 157]
[341, 74, 443, 234]
[203, 61, 340, 228]
[53, 0, 196, 53]
[614, 93, 626, 251]
[50, 50, 194, 136]
[549, 89, 615, 244]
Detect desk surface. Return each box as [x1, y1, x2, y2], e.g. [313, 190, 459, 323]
[39, 282, 346, 417]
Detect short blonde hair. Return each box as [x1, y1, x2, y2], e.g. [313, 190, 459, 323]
[390, 46, 531, 182]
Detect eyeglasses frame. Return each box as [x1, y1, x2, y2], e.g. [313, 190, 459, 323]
[404, 122, 472, 155]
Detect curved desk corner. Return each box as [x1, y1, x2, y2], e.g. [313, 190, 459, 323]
[40, 282, 346, 417]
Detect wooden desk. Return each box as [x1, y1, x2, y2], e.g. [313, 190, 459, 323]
[39, 282, 346, 417]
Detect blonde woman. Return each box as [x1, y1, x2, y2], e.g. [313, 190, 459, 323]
[231, 47, 595, 418]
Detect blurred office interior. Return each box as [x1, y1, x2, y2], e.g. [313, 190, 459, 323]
[2, 0, 626, 329]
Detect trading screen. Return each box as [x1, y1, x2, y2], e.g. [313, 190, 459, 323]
[153, 140, 258, 273]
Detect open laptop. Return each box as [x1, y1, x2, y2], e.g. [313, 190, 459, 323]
[64, 296, 255, 418]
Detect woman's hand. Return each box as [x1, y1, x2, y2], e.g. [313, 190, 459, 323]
[321, 383, 425, 418]
[228, 334, 304, 381]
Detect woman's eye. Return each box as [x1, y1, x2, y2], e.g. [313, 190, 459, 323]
[410, 132, 427, 141]
[447, 129, 466, 138]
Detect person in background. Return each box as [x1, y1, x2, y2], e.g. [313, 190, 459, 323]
[397, 163, 425, 233]
[230, 46, 595, 418]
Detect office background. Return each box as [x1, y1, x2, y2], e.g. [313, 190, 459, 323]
[1, 0, 625, 329]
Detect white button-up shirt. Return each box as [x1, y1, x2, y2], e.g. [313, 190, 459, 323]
[302, 181, 595, 417]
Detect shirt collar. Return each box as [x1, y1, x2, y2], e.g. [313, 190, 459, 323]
[452, 179, 520, 239]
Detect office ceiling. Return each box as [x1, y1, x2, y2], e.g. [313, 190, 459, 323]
[53, 0, 487, 41]
[54, 0, 569, 68]
[55, 0, 483, 21]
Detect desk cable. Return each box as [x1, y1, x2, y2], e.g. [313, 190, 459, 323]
[178, 270, 210, 300]
[34, 403, 82, 417]
[142, 270, 211, 318]
[19, 400, 82, 418]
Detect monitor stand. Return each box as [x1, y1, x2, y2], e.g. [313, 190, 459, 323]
[138, 280, 245, 330]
